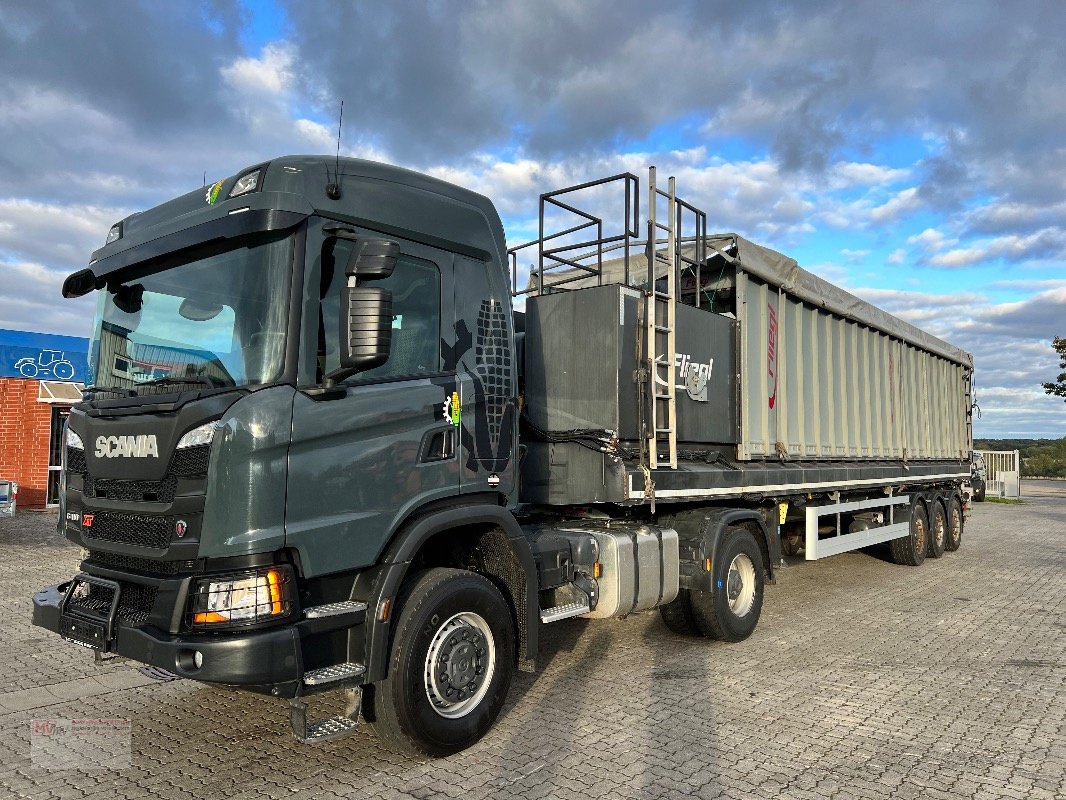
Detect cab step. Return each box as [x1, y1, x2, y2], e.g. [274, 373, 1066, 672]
[303, 662, 366, 687]
[289, 688, 361, 745]
[540, 600, 591, 624]
[303, 600, 367, 620]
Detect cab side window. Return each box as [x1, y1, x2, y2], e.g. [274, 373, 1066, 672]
[318, 245, 442, 382]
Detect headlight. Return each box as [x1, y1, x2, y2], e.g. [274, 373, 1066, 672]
[176, 420, 223, 449]
[190, 566, 292, 626]
[66, 427, 84, 450]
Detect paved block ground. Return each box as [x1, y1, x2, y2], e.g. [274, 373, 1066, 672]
[1, 486, 1063, 799]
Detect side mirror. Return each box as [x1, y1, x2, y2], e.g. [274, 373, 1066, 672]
[326, 286, 393, 382]
[62, 268, 99, 298]
[342, 238, 399, 280]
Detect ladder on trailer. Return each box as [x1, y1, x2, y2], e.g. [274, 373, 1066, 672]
[646, 167, 678, 470]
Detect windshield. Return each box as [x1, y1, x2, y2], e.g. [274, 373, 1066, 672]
[87, 232, 293, 392]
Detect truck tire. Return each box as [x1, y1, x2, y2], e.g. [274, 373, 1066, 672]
[890, 502, 928, 566]
[688, 527, 765, 642]
[659, 588, 699, 635]
[369, 568, 515, 757]
[926, 499, 947, 559]
[944, 496, 963, 552]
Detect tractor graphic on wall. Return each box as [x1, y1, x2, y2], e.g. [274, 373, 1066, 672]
[14, 350, 76, 380]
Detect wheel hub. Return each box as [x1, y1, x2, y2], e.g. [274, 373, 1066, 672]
[725, 553, 756, 617]
[425, 612, 496, 718]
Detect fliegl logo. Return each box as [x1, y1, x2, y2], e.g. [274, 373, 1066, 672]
[654, 353, 714, 388]
[94, 435, 159, 458]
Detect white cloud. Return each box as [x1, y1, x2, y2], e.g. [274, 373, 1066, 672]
[869, 187, 922, 222]
[929, 228, 1066, 268]
[0, 197, 127, 266]
[0, 259, 94, 338]
[907, 227, 953, 251]
[221, 42, 297, 97]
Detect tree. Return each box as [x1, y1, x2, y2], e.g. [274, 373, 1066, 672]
[1043, 336, 1066, 402]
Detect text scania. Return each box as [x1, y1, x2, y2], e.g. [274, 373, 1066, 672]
[94, 434, 160, 458]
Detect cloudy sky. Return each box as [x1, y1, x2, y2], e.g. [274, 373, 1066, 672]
[1, 0, 1064, 437]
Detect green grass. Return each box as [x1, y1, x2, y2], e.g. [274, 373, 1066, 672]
[984, 496, 1026, 505]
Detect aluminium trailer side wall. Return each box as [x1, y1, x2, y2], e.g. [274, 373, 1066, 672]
[736, 267, 972, 462]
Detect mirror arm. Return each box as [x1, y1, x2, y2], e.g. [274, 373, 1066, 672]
[323, 366, 357, 387]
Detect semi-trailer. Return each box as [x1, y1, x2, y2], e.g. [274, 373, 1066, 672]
[33, 156, 973, 756]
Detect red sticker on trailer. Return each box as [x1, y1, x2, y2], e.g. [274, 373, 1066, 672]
[767, 302, 778, 409]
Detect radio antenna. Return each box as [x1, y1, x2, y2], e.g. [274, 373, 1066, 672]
[326, 100, 344, 200]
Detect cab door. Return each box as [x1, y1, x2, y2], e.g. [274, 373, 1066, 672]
[286, 221, 459, 576]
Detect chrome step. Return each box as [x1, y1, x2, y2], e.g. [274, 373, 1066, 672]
[303, 600, 367, 619]
[289, 689, 361, 744]
[540, 600, 591, 624]
[300, 715, 359, 744]
[303, 662, 366, 686]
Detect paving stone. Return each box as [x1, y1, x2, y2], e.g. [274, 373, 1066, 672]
[1, 486, 1064, 799]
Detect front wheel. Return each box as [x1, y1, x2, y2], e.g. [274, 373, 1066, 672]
[689, 526, 765, 642]
[369, 568, 514, 757]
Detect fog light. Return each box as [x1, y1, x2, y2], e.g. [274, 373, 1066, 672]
[193, 651, 203, 669]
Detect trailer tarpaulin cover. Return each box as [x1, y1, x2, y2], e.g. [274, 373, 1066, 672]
[532, 234, 973, 368]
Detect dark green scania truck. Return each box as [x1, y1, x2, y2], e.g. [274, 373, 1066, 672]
[34, 156, 973, 756]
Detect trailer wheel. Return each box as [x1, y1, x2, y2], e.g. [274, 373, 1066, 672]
[659, 588, 699, 635]
[944, 496, 963, 552]
[688, 527, 765, 642]
[369, 568, 514, 757]
[780, 530, 803, 557]
[927, 499, 947, 559]
[890, 502, 928, 566]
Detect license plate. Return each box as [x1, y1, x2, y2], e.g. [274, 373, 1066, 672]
[60, 614, 108, 650]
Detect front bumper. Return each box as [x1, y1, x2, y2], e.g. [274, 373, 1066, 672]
[33, 581, 303, 696]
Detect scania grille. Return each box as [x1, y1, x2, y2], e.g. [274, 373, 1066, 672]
[83, 512, 172, 550]
[84, 476, 178, 503]
[86, 550, 194, 576]
[70, 581, 157, 625]
[67, 446, 87, 474]
[66, 443, 209, 479]
[171, 445, 210, 477]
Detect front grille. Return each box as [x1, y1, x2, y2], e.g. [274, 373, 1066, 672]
[83, 512, 171, 550]
[84, 477, 177, 503]
[171, 445, 210, 477]
[71, 581, 157, 625]
[67, 447, 87, 474]
[86, 550, 193, 576]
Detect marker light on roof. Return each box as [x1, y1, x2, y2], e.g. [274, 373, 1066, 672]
[105, 222, 122, 245]
[228, 169, 261, 198]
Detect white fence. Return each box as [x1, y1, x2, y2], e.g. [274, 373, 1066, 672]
[977, 449, 1021, 498]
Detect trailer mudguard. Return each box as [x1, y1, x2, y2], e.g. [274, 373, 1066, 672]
[360, 501, 538, 682]
[662, 507, 779, 593]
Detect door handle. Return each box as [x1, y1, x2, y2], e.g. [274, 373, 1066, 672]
[419, 426, 455, 463]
